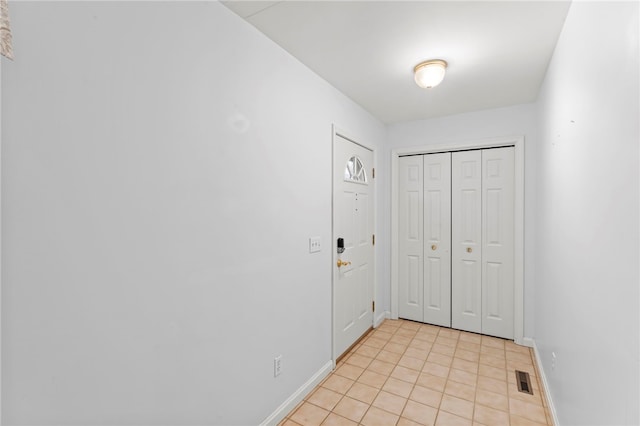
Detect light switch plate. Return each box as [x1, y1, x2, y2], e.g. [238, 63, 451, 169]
[309, 237, 321, 253]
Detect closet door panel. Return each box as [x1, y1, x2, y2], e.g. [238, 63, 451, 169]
[481, 147, 515, 339]
[398, 156, 424, 322]
[451, 151, 482, 333]
[423, 153, 451, 327]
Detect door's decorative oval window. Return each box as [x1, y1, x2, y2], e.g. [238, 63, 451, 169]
[344, 155, 367, 184]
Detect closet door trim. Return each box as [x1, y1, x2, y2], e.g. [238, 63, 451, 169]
[391, 136, 526, 346]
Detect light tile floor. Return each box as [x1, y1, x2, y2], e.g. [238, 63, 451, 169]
[280, 319, 553, 426]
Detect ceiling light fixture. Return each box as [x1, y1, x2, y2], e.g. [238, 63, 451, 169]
[414, 59, 448, 89]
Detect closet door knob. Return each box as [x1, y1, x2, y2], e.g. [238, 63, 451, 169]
[467, 247, 473, 253]
[431, 245, 437, 251]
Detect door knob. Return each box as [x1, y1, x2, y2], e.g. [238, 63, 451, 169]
[337, 259, 352, 268]
[431, 245, 437, 251]
[467, 247, 473, 253]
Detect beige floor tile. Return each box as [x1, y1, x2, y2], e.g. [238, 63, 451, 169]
[372, 390, 408, 415]
[397, 328, 418, 338]
[455, 348, 480, 362]
[322, 375, 354, 394]
[391, 365, 420, 384]
[334, 364, 364, 381]
[409, 385, 443, 408]
[457, 341, 481, 353]
[401, 321, 421, 330]
[479, 354, 506, 369]
[416, 372, 447, 393]
[427, 352, 453, 367]
[473, 404, 509, 425]
[346, 382, 379, 405]
[448, 368, 478, 386]
[402, 400, 438, 426]
[345, 353, 373, 369]
[480, 345, 505, 359]
[358, 370, 388, 389]
[451, 357, 479, 374]
[477, 375, 508, 395]
[435, 335, 458, 348]
[397, 417, 424, 426]
[284, 319, 552, 426]
[399, 355, 426, 371]
[364, 337, 388, 349]
[391, 335, 414, 346]
[321, 413, 358, 426]
[404, 347, 429, 360]
[332, 396, 369, 423]
[279, 418, 302, 426]
[508, 360, 538, 375]
[360, 406, 400, 426]
[367, 359, 396, 376]
[408, 339, 432, 351]
[481, 336, 505, 349]
[444, 380, 476, 402]
[414, 331, 437, 343]
[478, 363, 507, 381]
[475, 388, 509, 412]
[510, 414, 549, 426]
[458, 332, 482, 344]
[377, 349, 403, 364]
[505, 341, 531, 355]
[509, 398, 547, 424]
[508, 382, 543, 405]
[356, 345, 381, 359]
[435, 410, 473, 426]
[291, 402, 331, 426]
[382, 376, 414, 398]
[422, 361, 450, 378]
[373, 330, 394, 341]
[385, 341, 409, 355]
[431, 343, 456, 356]
[440, 394, 474, 419]
[506, 350, 533, 364]
[307, 387, 344, 411]
[438, 328, 460, 339]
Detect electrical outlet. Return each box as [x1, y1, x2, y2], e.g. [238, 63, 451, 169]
[551, 352, 556, 371]
[309, 237, 321, 253]
[274, 355, 282, 377]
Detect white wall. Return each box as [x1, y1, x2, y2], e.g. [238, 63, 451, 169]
[385, 103, 538, 339]
[534, 2, 639, 425]
[1, 2, 385, 424]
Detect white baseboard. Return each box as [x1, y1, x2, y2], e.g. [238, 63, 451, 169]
[374, 310, 390, 328]
[520, 336, 535, 348]
[532, 340, 560, 426]
[260, 360, 333, 426]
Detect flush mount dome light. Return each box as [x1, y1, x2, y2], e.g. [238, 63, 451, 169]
[414, 59, 448, 89]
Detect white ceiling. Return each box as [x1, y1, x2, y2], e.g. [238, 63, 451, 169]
[222, 1, 571, 124]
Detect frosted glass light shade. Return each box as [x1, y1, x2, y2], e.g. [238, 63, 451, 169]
[414, 60, 447, 89]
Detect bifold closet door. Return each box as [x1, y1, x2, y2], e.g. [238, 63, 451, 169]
[398, 155, 424, 322]
[399, 153, 451, 326]
[481, 147, 514, 339]
[451, 150, 483, 333]
[451, 147, 515, 339]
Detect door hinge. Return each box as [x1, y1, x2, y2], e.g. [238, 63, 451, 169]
[372, 301, 375, 312]
[372, 234, 375, 246]
[372, 168, 375, 178]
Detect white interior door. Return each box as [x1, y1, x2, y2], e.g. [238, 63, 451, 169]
[423, 153, 451, 327]
[451, 150, 482, 333]
[481, 147, 515, 339]
[398, 155, 424, 322]
[333, 134, 374, 360]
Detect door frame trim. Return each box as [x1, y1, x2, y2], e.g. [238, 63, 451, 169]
[331, 124, 376, 365]
[390, 135, 525, 345]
